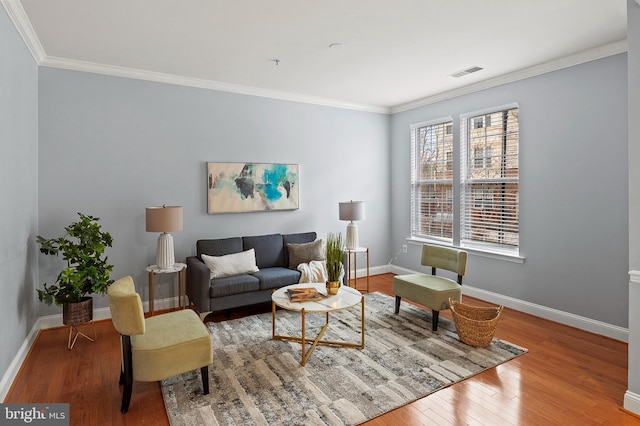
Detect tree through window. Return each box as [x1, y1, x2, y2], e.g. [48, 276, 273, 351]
[410, 119, 454, 240]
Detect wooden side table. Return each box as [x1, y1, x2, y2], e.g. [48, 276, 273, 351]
[145, 263, 187, 315]
[344, 247, 370, 293]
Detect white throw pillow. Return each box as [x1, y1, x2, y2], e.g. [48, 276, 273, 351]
[202, 249, 259, 279]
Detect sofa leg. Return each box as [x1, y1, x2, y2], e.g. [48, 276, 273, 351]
[201, 366, 209, 395]
[394, 296, 401, 314]
[432, 310, 439, 331]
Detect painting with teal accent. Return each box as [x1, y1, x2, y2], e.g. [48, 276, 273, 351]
[207, 162, 299, 213]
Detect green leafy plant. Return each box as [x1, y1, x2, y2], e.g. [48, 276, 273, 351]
[37, 213, 114, 306]
[325, 232, 344, 283]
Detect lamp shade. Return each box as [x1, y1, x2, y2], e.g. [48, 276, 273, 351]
[146, 205, 183, 233]
[339, 201, 365, 222]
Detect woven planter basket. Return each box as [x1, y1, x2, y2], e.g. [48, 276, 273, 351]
[449, 298, 503, 347]
[62, 297, 93, 326]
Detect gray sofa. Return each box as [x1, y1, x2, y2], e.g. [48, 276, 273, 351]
[186, 232, 318, 314]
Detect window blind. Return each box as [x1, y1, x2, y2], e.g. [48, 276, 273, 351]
[410, 119, 454, 241]
[460, 107, 519, 251]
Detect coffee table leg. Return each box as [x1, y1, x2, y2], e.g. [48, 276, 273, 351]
[301, 309, 330, 366]
[301, 308, 306, 363]
[272, 298, 276, 339]
[361, 296, 365, 349]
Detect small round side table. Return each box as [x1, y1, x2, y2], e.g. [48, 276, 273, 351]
[145, 263, 186, 315]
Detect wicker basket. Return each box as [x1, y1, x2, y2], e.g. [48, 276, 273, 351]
[449, 298, 503, 347]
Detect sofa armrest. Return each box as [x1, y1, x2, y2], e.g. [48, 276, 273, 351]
[186, 256, 211, 313]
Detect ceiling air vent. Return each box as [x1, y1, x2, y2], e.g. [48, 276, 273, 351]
[450, 66, 483, 78]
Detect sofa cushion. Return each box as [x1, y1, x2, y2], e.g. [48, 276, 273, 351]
[243, 234, 284, 269]
[202, 249, 259, 279]
[197, 237, 243, 259]
[283, 232, 317, 245]
[287, 239, 324, 269]
[283, 232, 317, 267]
[253, 267, 301, 290]
[209, 274, 260, 298]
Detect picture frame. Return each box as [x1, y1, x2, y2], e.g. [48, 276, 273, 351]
[207, 162, 299, 214]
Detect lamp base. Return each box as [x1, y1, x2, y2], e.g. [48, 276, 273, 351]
[157, 232, 175, 269]
[346, 222, 359, 250]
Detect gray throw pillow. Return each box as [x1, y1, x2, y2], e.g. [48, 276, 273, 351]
[287, 239, 324, 269]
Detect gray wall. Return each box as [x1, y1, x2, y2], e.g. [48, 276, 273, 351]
[627, 0, 640, 405]
[391, 54, 629, 328]
[0, 7, 39, 382]
[37, 68, 390, 315]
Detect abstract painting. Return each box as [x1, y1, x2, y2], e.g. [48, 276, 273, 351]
[207, 162, 299, 213]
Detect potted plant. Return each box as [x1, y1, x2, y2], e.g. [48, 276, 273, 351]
[37, 213, 114, 327]
[325, 232, 344, 295]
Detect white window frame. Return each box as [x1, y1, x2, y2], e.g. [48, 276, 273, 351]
[410, 117, 454, 243]
[409, 104, 522, 263]
[460, 103, 520, 256]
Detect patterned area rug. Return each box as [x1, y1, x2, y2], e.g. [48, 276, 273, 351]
[161, 292, 527, 425]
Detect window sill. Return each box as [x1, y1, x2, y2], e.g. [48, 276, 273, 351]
[406, 237, 525, 264]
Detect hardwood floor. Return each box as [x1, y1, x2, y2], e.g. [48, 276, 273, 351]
[5, 273, 639, 425]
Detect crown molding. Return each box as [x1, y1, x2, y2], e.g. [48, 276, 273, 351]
[1, 0, 45, 62]
[2, 0, 626, 116]
[39, 56, 390, 114]
[390, 39, 628, 114]
[1, 0, 387, 114]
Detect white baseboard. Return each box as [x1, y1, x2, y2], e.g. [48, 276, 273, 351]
[624, 391, 640, 416]
[387, 264, 629, 342]
[2, 268, 629, 401]
[0, 320, 40, 402]
[0, 295, 182, 402]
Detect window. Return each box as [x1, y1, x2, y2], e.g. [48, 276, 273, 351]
[461, 107, 519, 251]
[410, 105, 520, 256]
[410, 119, 454, 240]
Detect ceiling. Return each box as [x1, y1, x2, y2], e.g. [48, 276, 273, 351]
[4, 1, 629, 113]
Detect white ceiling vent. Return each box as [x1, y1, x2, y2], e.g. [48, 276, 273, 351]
[450, 66, 484, 78]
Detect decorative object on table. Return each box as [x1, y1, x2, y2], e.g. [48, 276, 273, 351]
[325, 232, 344, 295]
[339, 200, 365, 249]
[449, 298, 504, 347]
[207, 162, 299, 213]
[146, 205, 183, 269]
[36, 213, 114, 349]
[285, 286, 327, 303]
[161, 292, 527, 426]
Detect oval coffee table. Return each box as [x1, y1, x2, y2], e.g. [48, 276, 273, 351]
[271, 283, 364, 366]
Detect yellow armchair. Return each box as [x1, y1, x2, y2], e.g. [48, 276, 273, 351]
[107, 276, 213, 413]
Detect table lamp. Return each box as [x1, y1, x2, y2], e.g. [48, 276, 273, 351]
[146, 205, 183, 269]
[339, 200, 365, 250]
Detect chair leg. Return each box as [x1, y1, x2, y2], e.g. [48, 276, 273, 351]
[394, 296, 401, 314]
[201, 366, 210, 395]
[120, 335, 134, 413]
[432, 310, 439, 331]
